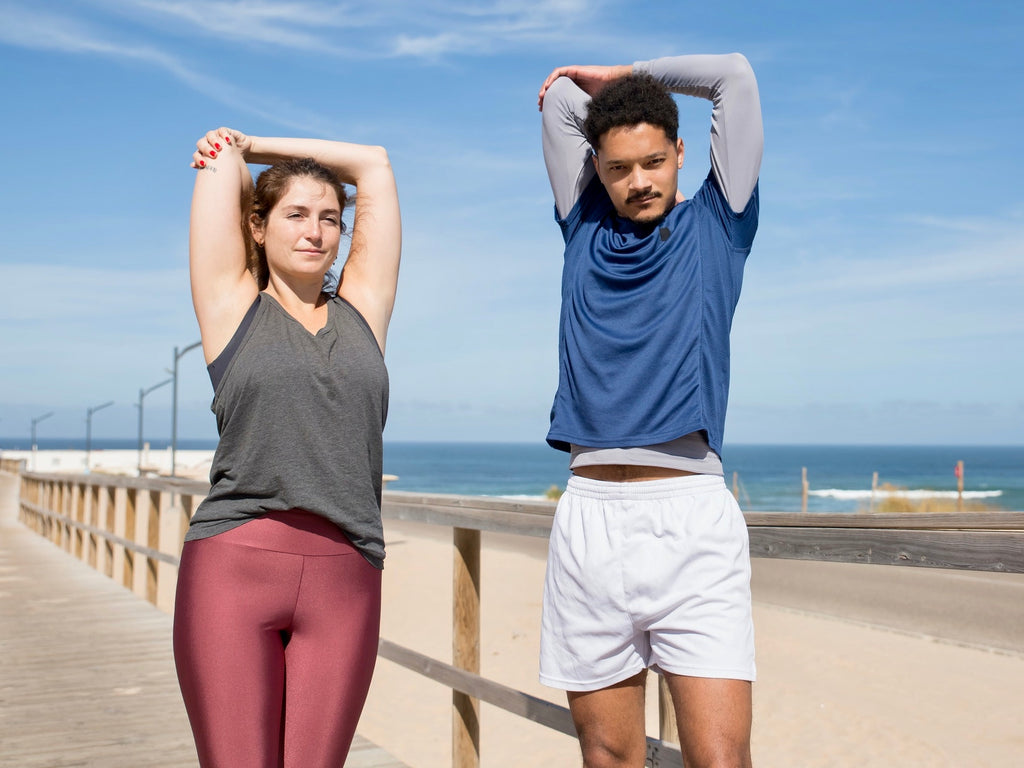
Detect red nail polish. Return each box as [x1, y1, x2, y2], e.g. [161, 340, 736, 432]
[224, 136, 231, 144]
[214, 143, 221, 150]
[210, 150, 217, 158]
[199, 160, 205, 167]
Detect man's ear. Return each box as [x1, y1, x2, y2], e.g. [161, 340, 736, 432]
[676, 138, 685, 169]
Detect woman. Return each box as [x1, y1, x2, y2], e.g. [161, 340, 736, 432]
[173, 127, 400, 767]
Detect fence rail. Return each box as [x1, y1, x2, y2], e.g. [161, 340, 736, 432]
[10, 468, 1024, 768]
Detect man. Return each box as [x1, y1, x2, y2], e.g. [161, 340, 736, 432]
[537, 53, 762, 768]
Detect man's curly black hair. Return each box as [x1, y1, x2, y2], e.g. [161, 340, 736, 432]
[583, 73, 679, 151]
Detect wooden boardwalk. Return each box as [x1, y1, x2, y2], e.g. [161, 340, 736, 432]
[0, 472, 408, 768]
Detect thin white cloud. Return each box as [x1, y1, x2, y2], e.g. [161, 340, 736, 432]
[0, 0, 663, 77]
[103, 0, 350, 52]
[393, 32, 473, 58]
[69, 0, 609, 59]
[897, 212, 1024, 236]
[754, 219, 1024, 301]
[0, 4, 343, 134]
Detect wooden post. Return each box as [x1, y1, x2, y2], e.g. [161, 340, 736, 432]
[131, 489, 151, 601]
[658, 674, 679, 744]
[123, 488, 137, 590]
[871, 471, 878, 513]
[38, 479, 49, 537]
[145, 490, 161, 606]
[95, 485, 113, 577]
[71, 482, 83, 556]
[956, 460, 965, 512]
[453, 527, 481, 768]
[156, 491, 187, 613]
[59, 481, 70, 547]
[801, 467, 808, 513]
[85, 483, 100, 568]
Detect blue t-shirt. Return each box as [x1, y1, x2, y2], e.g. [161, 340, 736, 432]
[546, 172, 758, 455]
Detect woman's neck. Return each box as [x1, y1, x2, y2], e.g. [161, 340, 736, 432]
[264, 276, 329, 333]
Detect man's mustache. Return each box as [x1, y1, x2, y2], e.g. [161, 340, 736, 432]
[626, 190, 661, 204]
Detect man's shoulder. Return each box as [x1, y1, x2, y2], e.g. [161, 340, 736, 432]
[691, 173, 758, 221]
[561, 175, 612, 234]
[683, 173, 759, 250]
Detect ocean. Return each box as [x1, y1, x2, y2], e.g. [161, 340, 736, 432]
[382, 442, 1024, 513]
[4, 438, 1022, 513]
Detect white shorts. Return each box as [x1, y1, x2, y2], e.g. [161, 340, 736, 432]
[539, 474, 755, 691]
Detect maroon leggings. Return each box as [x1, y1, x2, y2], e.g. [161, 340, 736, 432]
[173, 510, 381, 768]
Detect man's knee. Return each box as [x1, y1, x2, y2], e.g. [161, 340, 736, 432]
[568, 673, 648, 768]
[678, 739, 752, 768]
[577, 733, 647, 768]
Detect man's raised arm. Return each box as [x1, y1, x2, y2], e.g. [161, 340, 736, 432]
[540, 75, 596, 220]
[636, 53, 763, 213]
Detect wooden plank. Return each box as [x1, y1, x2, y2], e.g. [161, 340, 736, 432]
[383, 495, 555, 539]
[0, 522, 198, 768]
[749, 527, 1024, 572]
[384, 490, 557, 516]
[745, 511, 1024, 530]
[377, 640, 684, 767]
[22, 471, 208, 496]
[20, 500, 179, 565]
[379, 639, 576, 736]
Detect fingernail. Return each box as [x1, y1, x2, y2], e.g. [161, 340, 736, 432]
[214, 143, 221, 150]
[224, 136, 231, 144]
[199, 160, 205, 167]
[210, 150, 217, 158]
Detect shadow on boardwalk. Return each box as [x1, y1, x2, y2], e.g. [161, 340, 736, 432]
[0, 472, 408, 768]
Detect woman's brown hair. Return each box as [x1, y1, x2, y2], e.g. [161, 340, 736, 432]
[248, 157, 349, 289]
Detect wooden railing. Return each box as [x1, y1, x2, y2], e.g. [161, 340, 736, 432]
[1, 457, 26, 473]
[16, 471, 207, 612]
[11, 468, 1024, 768]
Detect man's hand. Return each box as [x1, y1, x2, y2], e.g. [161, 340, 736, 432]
[537, 64, 633, 110]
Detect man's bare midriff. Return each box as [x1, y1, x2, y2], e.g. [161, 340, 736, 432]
[571, 465, 698, 482]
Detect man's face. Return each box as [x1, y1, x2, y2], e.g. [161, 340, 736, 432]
[592, 123, 684, 224]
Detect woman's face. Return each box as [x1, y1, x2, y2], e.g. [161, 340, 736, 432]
[258, 176, 343, 282]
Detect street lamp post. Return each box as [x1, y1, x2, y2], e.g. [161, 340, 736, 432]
[136, 378, 173, 476]
[85, 401, 115, 473]
[171, 341, 202, 477]
[30, 411, 54, 471]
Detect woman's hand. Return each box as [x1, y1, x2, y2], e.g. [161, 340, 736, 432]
[190, 127, 252, 168]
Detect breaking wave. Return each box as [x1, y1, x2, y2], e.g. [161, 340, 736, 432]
[808, 488, 1003, 500]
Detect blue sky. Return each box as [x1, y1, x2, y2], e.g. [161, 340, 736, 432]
[0, 0, 1021, 448]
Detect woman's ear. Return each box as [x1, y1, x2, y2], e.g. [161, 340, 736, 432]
[249, 213, 265, 247]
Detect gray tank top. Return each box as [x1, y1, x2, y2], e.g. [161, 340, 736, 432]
[186, 292, 389, 568]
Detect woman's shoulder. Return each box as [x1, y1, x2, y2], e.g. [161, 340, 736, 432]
[330, 294, 384, 355]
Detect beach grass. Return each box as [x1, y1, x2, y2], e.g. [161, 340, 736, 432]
[860, 482, 1004, 513]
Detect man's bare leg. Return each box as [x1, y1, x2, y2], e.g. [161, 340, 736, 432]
[665, 674, 752, 768]
[566, 670, 648, 768]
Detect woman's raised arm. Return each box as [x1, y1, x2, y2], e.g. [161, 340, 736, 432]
[189, 128, 259, 365]
[240, 136, 401, 353]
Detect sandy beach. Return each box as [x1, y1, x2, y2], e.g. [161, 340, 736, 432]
[359, 519, 1024, 768]
[0, 448, 215, 480]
